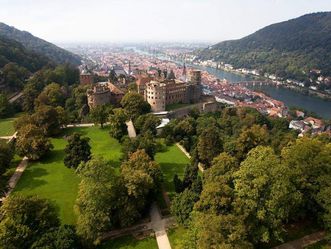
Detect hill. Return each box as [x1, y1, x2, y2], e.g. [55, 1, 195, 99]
[0, 23, 81, 66]
[196, 12, 331, 81]
[0, 35, 51, 72]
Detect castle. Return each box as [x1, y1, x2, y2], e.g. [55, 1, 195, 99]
[137, 69, 203, 112]
[87, 82, 124, 109]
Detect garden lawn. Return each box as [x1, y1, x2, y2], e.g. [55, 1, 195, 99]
[0, 114, 21, 136]
[99, 236, 158, 249]
[13, 126, 122, 225]
[155, 144, 190, 199]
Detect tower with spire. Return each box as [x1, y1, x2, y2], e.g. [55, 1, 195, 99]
[182, 62, 187, 82]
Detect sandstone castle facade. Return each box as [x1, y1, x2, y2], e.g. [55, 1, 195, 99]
[138, 70, 203, 112]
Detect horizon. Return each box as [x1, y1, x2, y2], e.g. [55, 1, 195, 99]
[1, 0, 331, 44]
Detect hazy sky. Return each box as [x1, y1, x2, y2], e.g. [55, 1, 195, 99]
[0, 0, 330, 43]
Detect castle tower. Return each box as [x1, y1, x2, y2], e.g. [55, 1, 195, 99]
[190, 70, 201, 85]
[145, 81, 166, 112]
[182, 63, 187, 82]
[80, 72, 94, 85]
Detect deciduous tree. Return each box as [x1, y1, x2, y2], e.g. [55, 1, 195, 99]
[120, 92, 150, 120]
[64, 133, 91, 169]
[16, 124, 53, 160]
[0, 195, 59, 249]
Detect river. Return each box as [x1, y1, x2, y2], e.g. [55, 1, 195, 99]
[192, 64, 331, 119]
[134, 48, 331, 119]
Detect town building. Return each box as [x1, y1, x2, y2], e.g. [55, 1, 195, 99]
[141, 70, 203, 112]
[87, 82, 124, 108]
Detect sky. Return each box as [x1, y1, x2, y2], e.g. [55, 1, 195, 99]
[0, 0, 331, 44]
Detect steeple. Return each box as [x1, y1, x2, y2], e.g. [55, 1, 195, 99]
[167, 69, 176, 80]
[182, 62, 187, 82]
[128, 61, 131, 75]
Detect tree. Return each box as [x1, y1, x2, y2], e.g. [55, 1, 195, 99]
[117, 150, 162, 227]
[0, 195, 59, 249]
[174, 117, 196, 139]
[171, 188, 199, 225]
[34, 83, 65, 108]
[204, 152, 239, 182]
[16, 124, 53, 160]
[109, 108, 128, 140]
[14, 113, 34, 131]
[2, 62, 29, 90]
[120, 92, 151, 120]
[234, 146, 300, 244]
[181, 162, 199, 191]
[31, 225, 81, 249]
[22, 72, 46, 112]
[173, 174, 183, 193]
[122, 132, 157, 159]
[235, 124, 269, 159]
[89, 104, 112, 128]
[190, 212, 252, 249]
[32, 105, 62, 136]
[281, 137, 330, 217]
[75, 157, 119, 245]
[121, 149, 162, 195]
[0, 94, 13, 118]
[64, 133, 91, 169]
[197, 126, 222, 168]
[134, 114, 161, 135]
[0, 140, 14, 175]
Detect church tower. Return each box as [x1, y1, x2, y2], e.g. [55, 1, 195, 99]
[182, 62, 187, 82]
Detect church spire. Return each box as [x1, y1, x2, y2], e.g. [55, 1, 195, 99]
[182, 62, 187, 82]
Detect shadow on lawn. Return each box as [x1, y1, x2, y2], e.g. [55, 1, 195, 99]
[15, 167, 48, 190]
[40, 149, 65, 165]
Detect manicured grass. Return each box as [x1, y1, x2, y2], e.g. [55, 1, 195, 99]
[14, 127, 122, 225]
[168, 226, 187, 249]
[155, 144, 190, 199]
[0, 114, 21, 136]
[306, 240, 331, 249]
[99, 235, 158, 249]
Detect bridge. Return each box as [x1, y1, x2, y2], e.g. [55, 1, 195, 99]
[232, 81, 278, 87]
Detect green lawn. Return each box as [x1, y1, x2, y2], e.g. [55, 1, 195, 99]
[14, 126, 122, 225]
[155, 144, 190, 199]
[0, 113, 21, 136]
[99, 236, 158, 249]
[168, 226, 187, 249]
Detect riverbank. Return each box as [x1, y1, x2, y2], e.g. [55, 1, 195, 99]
[134, 48, 331, 120]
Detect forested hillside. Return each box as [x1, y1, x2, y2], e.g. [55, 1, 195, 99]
[0, 22, 81, 66]
[0, 36, 51, 72]
[196, 12, 331, 81]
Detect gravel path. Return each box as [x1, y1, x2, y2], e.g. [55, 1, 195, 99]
[150, 203, 172, 249]
[273, 231, 325, 249]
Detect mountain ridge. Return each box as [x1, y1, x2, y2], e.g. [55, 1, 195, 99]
[196, 12, 331, 81]
[0, 22, 81, 66]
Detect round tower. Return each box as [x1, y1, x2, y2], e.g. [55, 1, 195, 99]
[145, 81, 166, 112]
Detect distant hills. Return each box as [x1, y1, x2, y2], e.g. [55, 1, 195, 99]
[0, 22, 81, 66]
[196, 12, 331, 81]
